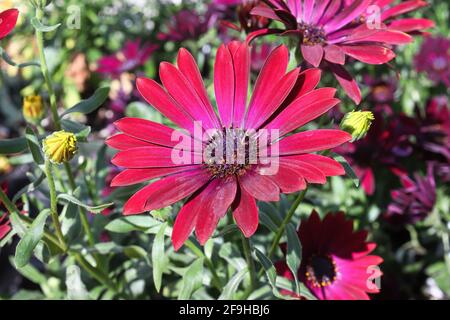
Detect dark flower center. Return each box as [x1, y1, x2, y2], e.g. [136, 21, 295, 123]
[299, 23, 326, 46]
[305, 254, 338, 287]
[204, 128, 258, 178]
[432, 57, 447, 71]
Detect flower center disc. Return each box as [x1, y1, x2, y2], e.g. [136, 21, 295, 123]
[204, 128, 256, 178]
[305, 255, 338, 287]
[299, 23, 327, 46]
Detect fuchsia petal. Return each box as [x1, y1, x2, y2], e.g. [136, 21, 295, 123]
[123, 169, 210, 215]
[325, 0, 372, 33]
[195, 177, 237, 244]
[341, 45, 396, 64]
[329, 64, 361, 104]
[276, 129, 352, 155]
[0, 9, 19, 40]
[114, 117, 195, 149]
[283, 68, 322, 105]
[232, 186, 259, 237]
[246, 45, 289, 129]
[177, 48, 220, 128]
[214, 44, 235, 127]
[381, 0, 428, 21]
[324, 45, 346, 65]
[111, 166, 200, 187]
[388, 18, 435, 32]
[240, 171, 280, 201]
[106, 134, 153, 150]
[266, 88, 338, 137]
[301, 45, 324, 67]
[291, 154, 345, 176]
[160, 62, 217, 130]
[230, 41, 251, 128]
[111, 146, 199, 168]
[136, 78, 195, 133]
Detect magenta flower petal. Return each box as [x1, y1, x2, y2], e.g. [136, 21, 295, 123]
[341, 45, 396, 65]
[123, 170, 210, 215]
[0, 8, 19, 40]
[106, 134, 154, 150]
[214, 44, 235, 127]
[232, 187, 259, 237]
[111, 167, 200, 187]
[301, 44, 324, 67]
[240, 171, 280, 202]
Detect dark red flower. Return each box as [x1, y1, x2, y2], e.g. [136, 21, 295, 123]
[0, 213, 11, 240]
[364, 75, 397, 105]
[277, 211, 383, 300]
[0, 8, 18, 40]
[106, 41, 351, 249]
[97, 39, 158, 76]
[250, 0, 433, 103]
[157, 9, 209, 42]
[414, 36, 450, 87]
[386, 164, 436, 224]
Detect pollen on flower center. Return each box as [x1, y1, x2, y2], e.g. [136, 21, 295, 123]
[204, 128, 257, 178]
[305, 254, 338, 287]
[299, 23, 327, 46]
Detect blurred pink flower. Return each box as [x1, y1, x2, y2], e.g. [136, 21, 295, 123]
[97, 39, 158, 77]
[158, 10, 209, 42]
[414, 36, 450, 87]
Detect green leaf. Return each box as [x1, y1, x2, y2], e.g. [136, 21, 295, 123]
[14, 209, 50, 268]
[57, 193, 113, 214]
[123, 245, 147, 259]
[218, 268, 249, 300]
[105, 215, 161, 233]
[178, 258, 204, 300]
[0, 137, 28, 155]
[254, 248, 291, 300]
[61, 86, 110, 117]
[61, 120, 91, 141]
[152, 222, 167, 293]
[60, 188, 82, 242]
[66, 265, 89, 300]
[286, 224, 302, 295]
[12, 172, 45, 203]
[25, 127, 44, 165]
[31, 17, 61, 32]
[332, 153, 360, 187]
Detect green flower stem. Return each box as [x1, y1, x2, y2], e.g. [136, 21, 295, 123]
[185, 239, 223, 291]
[44, 160, 67, 252]
[0, 187, 21, 218]
[257, 189, 307, 279]
[242, 236, 257, 292]
[35, 7, 60, 131]
[34, 7, 96, 248]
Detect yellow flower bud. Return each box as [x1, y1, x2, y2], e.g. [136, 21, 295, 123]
[43, 131, 78, 164]
[340, 110, 375, 141]
[23, 95, 44, 123]
[0, 156, 12, 174]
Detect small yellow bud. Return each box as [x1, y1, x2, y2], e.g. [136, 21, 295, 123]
[42, 131, 78, 164]
[340, 110, 375, 141]
[23, 95, 44, 123]
[0, 156, 12, 174]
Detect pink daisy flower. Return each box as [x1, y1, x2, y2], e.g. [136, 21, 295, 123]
[96, 39, 158, 76]
[106, 41, 351, 250]
[250, 0, 433, 103]
[277, 211, 383, 300]
[414, 36, 450, 87]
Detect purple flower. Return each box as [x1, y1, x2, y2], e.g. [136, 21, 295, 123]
[97, 39, 158, 77]
[415, 36, 450, 87]
[157, 10, 209, 42]
[386, 164, 436, 225]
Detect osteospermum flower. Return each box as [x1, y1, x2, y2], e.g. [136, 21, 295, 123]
[0, 8, 18, 40]
[250, 0, 433, 103]
[414, 36, 450, 87]
[106, 41, 351, 250]
[157, 9, 209, 42]
[43, 131, 78, 164]
[23, 95, 44, 123]
[386, 164, 436, 224]
[276, 211, 383, 300]
[97, 39, 158, 77]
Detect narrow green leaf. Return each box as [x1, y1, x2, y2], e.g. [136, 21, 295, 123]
[61, 120, 91, 141]
[105, 215, 161, 233]
[123, 245, 147, 259]
[332, 153, 360, 187]
[57, 193, 113, 214]
[0, 137, 27, 154]
[66, 265, 89, 300]
[254, 248, 292, 300]
[61, 86, 110, 117]
[30, 17, 61, 32]
[152, 222, 167, 293]
[25, 127, 44, 165]
[12, 172, 45, 203]
[286, 224, 302, 295]
[178, 258, 204, 300]
[218, 268, 249, 300]
[14, 209, 50, 268]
